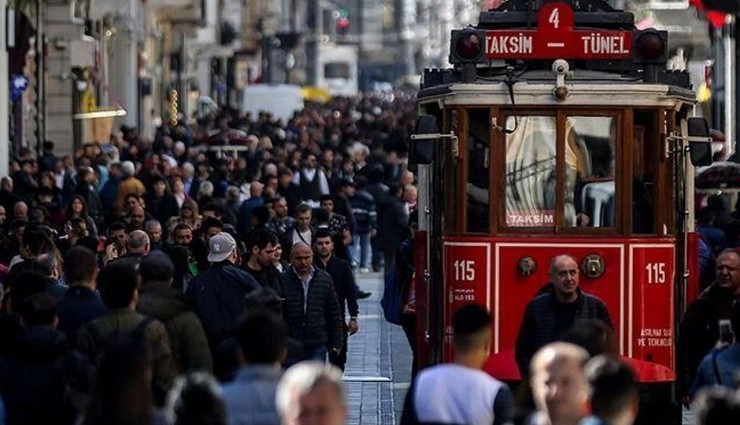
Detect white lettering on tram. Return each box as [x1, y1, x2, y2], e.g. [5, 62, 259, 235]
[580, 33, 628, 55]
[486, 33, 533, 55]
[506, 211, 554, 227]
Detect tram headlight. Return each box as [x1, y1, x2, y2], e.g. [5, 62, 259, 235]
[450, 27, 486, 64]
[633, 30, 668, 64]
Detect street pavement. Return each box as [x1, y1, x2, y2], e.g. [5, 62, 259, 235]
[344, 270, 412, 425]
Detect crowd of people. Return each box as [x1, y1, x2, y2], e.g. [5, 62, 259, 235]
[0, 87, 739, 425]
[0, 93, 417, 425]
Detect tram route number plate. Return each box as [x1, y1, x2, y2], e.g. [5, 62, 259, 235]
[484, 2, 633, 60]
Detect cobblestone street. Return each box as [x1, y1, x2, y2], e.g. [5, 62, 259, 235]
[344, 271, 412, 425]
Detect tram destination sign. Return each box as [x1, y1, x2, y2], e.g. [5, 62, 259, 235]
[484, 2, 633, 60]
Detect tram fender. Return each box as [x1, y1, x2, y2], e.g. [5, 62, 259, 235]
[482, 351, 675, 383]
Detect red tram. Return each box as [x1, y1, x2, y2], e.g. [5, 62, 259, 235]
[409, 0, 711, 420]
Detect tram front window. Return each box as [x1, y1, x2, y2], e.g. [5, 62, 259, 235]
[504, 115, 617, 229]
[566, 116, 617, 228]
[505, 116, 557, 228]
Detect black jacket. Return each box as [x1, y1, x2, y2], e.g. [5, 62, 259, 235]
[514, 288, 612, 376]
[186, 262, 260, 347]
[280, 267, 343, 352]
[676, 283, 738, 396]
[376, 196, 409, 251]
[55, 285, 107, 343]
[315, 255, 359, 319]
[0, 326, 93, 425]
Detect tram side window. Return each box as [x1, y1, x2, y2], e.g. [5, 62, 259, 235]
[505, 116, 557, 229]
[467, 109, 490, 233]
[565, 116, 617, 228]
[632, 122, 655, 234]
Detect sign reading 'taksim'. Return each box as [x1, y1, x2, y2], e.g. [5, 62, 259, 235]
[484, 2, 633, 60]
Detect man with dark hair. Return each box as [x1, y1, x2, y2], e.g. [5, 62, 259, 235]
[221, 309, 288, 425]
[319, 195, 352, 250]
[280, 203, 315, 259]
[137, 251, 213, 373]
[103, 221, 128, 264]
[515, 254, 612, 376]
[173, 223, 194, 247]
[401, 304, 513, 425]
[76, 260, 175, 406]
[293, 152, 330, 207]
[186, 232, 260, 349]
[56, 246, 106, 341]
[313, 229, 359, 371]
[35, 253, 67, 303]
[242, 229, 282, 294]
[266, 196, 295, 238]
[581, 356, 639, 425]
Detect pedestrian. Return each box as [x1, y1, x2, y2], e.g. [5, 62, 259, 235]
[165, 372, 227, 425]
[280, 204, 316, 259]
[691, 299, 740, 395]
[266, 196, 296, 238]
[376, 183, 408, 277]
[580, 356, 638, 425]
[280, 242, 343, 363]
[55, 246, 106, 342]
[185, 232, 260, 349]
[313, 230, 359, 370]
[0, 293, 92, 425]
[242, 229, 283, 294]
[346, 176, 376, 273]
[401, 303, 513, 425]
[515, 254, 612, 376]
[75, 259, 176, 406]
[221, 308, 288, 425]
[138, 251, 213, 373]
[526, 342, 590, 425]
[82, 339, 155, 425]
[693, 386, 740, 425]
[677, 249, 740, 404]
[276, 361, 347, 425]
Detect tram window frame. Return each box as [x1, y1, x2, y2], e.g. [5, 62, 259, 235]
[499, 111, 558, 233]
[463, 108, 491, 234]
[497, 109, 624, 235]
[444, 108, 460, 234]
[562, 113, 621, 232]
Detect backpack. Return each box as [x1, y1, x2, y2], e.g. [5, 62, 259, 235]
[85, 316, 154, 362]
[381, 266, 403, 325]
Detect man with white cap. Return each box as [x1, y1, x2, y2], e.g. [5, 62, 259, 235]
[185, 231, 260, 349]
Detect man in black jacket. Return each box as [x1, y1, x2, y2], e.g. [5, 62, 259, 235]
[313, 230, 359, 370]
[515, 254, 612, 377]
[242, 229, 283, 295]
[186, 232, 260, 349]
[280, 242, 343, 363]
[676, 249, 740, 404]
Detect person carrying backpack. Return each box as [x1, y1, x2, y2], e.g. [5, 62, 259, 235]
[75, 259, 176, 407]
